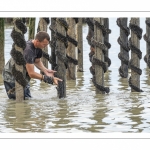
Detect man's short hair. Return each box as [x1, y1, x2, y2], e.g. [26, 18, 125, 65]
[35, 31, 50, 42]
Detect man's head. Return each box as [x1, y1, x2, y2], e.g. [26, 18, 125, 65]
[34, 31, 50, 49]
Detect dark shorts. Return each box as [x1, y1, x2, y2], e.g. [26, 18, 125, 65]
[4, 81, 32, 100]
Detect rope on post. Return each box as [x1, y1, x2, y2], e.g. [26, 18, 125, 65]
[85, 18, 95, 77]
[92, 18, 110, 94]
[117, 18, 130, 78]
[10, 18, 28, 101]
[49, 25, 78, 67]
[55, 18, 68, 98]
[66, 18, 78, 80]
[68, 18, 79, 56]
[86, 18, 111, 78]
[104, 18, 111, 68]
[50, 18, 57, 70]
[49, 18, 69, 98]
[128, 18, 143, 92]
[86, 18, 94, 47]
[42, 51, 58, 69]
[143, 18, 150, 68]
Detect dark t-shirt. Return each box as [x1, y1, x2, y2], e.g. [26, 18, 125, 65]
[23, 40, 42, 64]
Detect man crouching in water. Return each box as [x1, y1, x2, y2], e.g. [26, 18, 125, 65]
[2, 31, 62, 100]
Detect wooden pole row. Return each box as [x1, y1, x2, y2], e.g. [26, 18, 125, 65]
[1, 18, 150, 101]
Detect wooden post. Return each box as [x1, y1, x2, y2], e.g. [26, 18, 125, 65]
[146, 18, 150, 67]
[14, 19, 24, 102]
[86, 18, 95, 76]
[51, 18, 56, 70]
[11, 18, 27, 102]
[104, 18, 108, 64]
[28, 18, 35, 40]
[15, 70, 24, 102]
[77, 18, 83, 72]
[37, 18, 49, 70]
[117, 18, 129, 78]
[104, 18, 111, 69]
[0, 18, 5, 73]
[86, 18, 94, 46]
[129, 18, 142, 92]
[94, 18, 105, 94]
[66, 18, 76, 80]
[56, 18, 67, 98]
[143, 18, 150, 68]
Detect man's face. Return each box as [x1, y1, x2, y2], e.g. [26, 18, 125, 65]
[36, 38, 49, 49]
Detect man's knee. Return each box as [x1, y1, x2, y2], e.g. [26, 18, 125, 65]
[4, 81, 32, 100]
[4, 81, 16, 99]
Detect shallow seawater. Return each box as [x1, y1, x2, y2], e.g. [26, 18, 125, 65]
[1, 18, 150, 133]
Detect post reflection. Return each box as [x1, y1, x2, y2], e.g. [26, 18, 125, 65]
[117, 75, 129, 92]
[125, 93, 145, 132]
[87, 95, 109, 132]
[49, 99, 71, 132]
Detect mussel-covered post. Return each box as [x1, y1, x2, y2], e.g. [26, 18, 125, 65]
[77, 18, 83, 72]
[94, 18, 104, 94]
[51, 18, 57, 70]
[93, 18, 109, 94]
[117, 18, 130, 78]
[0, 18, 5, 72]
[37, 18, 50, 70]
[11, 18, 27, 101]
[104, 18, 111, 70]
[55, 18, 68, 98]
[66, 18, 78, 80]
[28, 18, 35, 40]
[86, 18, 94, 46]
[85, 18, 95, 76]
[143, 18, 150, 68]
[128, 18, 143, 92]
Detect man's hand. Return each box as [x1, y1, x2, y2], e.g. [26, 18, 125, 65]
[45, 69, 57, 78]
[43, 75, 62, 85]
[53, 77, 63, 85]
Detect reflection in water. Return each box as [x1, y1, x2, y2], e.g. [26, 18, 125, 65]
[87, 95, 109, 132]
[76, 72, 84, 88]
[3, 101, 31, 132]
[126, 93, 150, 132]
[104, 69, 112, 87]
[142, 67, 150, 92]
[117, 75, 129, 91]
[49, 99, 70, 132]
[126, 93, 144, 132]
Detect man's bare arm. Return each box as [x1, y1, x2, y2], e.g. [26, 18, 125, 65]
[26, 63, 43, 80]
[34, 58, 47, 74]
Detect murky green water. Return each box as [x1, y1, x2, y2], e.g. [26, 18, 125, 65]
[1, 18, 150, 133]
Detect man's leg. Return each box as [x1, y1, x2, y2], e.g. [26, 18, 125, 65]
[4, 81, 16, 99]
[4, 81, 32, 100]
[24, 83, 32, 99]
